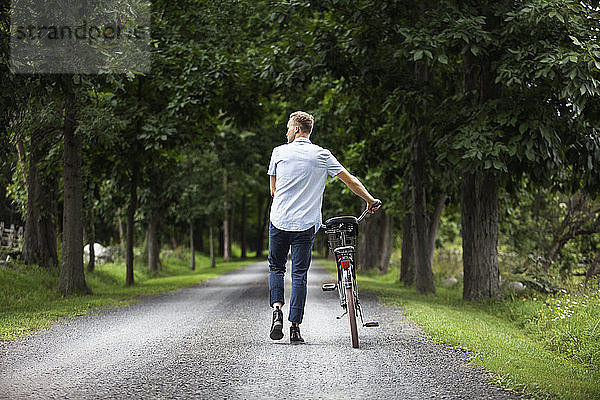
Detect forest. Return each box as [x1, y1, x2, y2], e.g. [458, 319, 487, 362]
[1, 0, 599, 303]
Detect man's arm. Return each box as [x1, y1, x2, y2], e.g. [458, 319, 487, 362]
[270, 175, 276, 197]
[335, 170, 381, 212]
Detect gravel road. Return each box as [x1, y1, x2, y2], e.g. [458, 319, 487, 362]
[0, 261, 522, 399]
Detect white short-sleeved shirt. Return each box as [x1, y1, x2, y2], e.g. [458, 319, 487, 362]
[268, 137, 346, 233]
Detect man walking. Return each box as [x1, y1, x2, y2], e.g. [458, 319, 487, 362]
[267, 111, 381, 343]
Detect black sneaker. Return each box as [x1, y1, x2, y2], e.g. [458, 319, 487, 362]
[270, 306, 283, 340]
[290, 325, 305, 344]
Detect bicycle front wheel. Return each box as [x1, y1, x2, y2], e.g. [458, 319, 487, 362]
[345, 286, 359, 348]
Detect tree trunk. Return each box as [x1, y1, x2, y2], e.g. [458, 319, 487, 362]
[218, 227, 223, 259]
[190, 221, 195, 270]
[357, 210, 394, 273]
[585, 252, 600, 284]
[541, 192, 600, 271]
[427, 194, 447, 267]
[255, 196, 263, 257]
[125, 167, 137, 286]
[197, 216, 205, 253]
[58, 76, 90, 295]
[15, 135, 29, 197]
[22, 142, 39, 264]
[209, 224, 215, 268]
[223, 173, 230, 262]
[141, 229, 149, 264]
[461, 171, 502, 301]
[410, 33, 435, 293]
[378, 213, 394, 274]
[170, 226, 177, 250]
[544, 239, 567, 270]
[256, 196, 270, 258]
[459, 7, 502, 301]
[117, 208, 125, 258]
[400, 212, 415, 286]
[412, 122, 435, 294]
[241, 194, 247, 259]
[357, 213, 378, 271]
[88, 235, 95, 272]
[229, 202, 235, 256]
[222, 220, 230, 261]
[147, 209, 160, 272]
[22, 131, 58, 269]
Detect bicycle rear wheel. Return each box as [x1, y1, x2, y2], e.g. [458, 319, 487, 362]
[345, 286, 359, 348]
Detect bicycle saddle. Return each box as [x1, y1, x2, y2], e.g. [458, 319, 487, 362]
[325, 216, 358, 228]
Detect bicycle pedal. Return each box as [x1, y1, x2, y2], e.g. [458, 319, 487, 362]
[363, 321, 379, 327]
[322, 283, 337, 291]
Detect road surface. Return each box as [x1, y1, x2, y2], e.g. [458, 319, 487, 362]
[0, 261, 521, 399]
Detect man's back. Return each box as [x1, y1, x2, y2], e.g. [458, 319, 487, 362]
[268, 137, 345, 232]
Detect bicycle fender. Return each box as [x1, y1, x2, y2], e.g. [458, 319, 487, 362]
[342, 268, 353, 289]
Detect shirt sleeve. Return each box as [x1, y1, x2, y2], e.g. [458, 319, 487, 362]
[326, 150, 346, 177]
[267, 148, 278, 175]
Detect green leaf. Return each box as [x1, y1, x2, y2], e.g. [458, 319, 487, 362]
[519, 122, 528, 134]
[413, 50, 423, 61]
[525, 147, 535, 161]
[569, 36, 582, 46]
[438, 54, 448, 64]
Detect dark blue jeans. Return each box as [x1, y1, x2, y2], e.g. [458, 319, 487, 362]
[268, 222, 315, 324]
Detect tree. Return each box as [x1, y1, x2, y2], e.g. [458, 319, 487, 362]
[453, 0, 600, 300]
[400, 210, 416, 285]
[500, 180, 600, 281]
[79, 82, 122, 273]
[58, 75, 90, 295]
[8, 82, 62, 269]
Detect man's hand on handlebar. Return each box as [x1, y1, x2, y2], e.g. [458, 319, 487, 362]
[367, 199, 382, 214]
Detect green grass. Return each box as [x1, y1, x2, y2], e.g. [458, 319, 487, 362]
[0, 250, 254, 341]
[317, 258, 600, 400]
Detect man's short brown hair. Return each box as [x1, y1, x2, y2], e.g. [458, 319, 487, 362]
[289, 111, 315, 135]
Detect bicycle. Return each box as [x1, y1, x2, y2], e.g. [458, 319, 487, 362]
[322, 201, 381, 348]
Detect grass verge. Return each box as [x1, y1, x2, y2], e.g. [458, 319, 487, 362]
[317, 258, 600, 400]
[0, 250, 254, 342]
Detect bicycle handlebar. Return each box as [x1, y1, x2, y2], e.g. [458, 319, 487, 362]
[357, 201, 382, 223]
